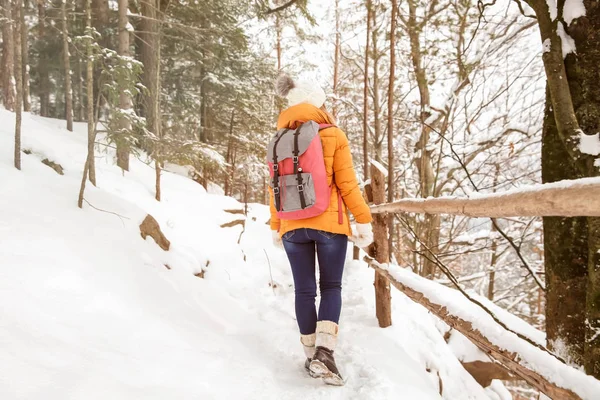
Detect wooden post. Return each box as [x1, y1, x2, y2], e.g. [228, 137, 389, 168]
[370, 163, 392, 327]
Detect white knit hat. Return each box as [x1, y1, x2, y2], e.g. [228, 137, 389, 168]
[275, 73, 326, 108]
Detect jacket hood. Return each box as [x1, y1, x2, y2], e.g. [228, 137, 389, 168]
[276, 104, 336, 130]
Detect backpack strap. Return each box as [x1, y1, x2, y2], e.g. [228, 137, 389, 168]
[293, 127, 307, 209]
[272, 128, 290, 212]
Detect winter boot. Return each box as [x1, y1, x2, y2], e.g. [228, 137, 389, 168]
[301, 333, 319, 378]
[309, 321, 344, 386]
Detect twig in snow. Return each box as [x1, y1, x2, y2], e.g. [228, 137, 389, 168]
[263, 249, 276, 295]
[82, 198, 130, 227]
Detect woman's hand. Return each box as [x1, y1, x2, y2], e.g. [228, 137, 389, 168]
[272, 230, 284, 249]
[350, 223, 373, 248]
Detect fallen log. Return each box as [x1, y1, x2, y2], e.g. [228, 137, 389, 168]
[370, 177, 600, 217]
[363, 255, 594, 400]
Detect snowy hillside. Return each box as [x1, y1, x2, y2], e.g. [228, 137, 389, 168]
[1, 109, 508, 399]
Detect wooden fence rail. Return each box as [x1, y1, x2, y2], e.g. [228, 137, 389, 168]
[370, 178, 600, 217]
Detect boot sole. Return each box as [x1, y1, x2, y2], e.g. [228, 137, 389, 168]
[309, 360, 345, 386]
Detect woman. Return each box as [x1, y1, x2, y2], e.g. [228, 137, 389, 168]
[270, 73, 374, 386]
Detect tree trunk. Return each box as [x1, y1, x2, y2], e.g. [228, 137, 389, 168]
[2, 0, 15, 111]
[371, 6, 382, 160]
[61, 0, 73, 131]
[116, 0, 131, 170]
[488, 165, 501, 301]
[570, 0, 600, 377]
[387, 0, 397, 261]
[407, 0, 438, 278]
[542, 87, 587, 364]
[13, 0, 23, 170]
[20, 0, 30, 112]
[199, 14, 208, 142]
[224, 109, 235, 196]
[370, 163, 392, 328]
[140, 0, 160, 196]
[529, 0, 600, 374]
[86, 0, 96, 186]
[37, 0, 49, 116]
[77, 57, 84, 121]
[362, 0, 371, 181]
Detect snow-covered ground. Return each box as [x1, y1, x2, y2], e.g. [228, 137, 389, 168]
[1, 109, 513, 399]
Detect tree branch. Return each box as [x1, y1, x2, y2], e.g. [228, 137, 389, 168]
[264, 0, 302, 15]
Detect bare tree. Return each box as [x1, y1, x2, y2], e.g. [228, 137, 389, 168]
[362, 0, 372, 181]
[37, 0, 49, 116]
[387, 0, 397, 256]
[61, 0, 73, 131]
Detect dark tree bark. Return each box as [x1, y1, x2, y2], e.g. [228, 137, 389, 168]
[2, 0, 16, 111]
[61, 0, 73, 131]
[86, 0, 96, 186]
[116, 0, 131, 170]
[20, 0, 30, 112]
[569, 1, 600, 377]
[37, 0, 49, 116]
[542, 85, 588, 366]
[14, 0, 23, 170]
[530, 0, 600, 375]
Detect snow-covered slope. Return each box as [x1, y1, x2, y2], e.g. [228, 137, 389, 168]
[1, 109, 498, 399]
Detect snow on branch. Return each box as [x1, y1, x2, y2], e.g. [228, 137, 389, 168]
[370, 177, 600, 217]
[362, 256, 600, 400]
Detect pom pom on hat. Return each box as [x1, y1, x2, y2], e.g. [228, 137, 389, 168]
[275, 72, 326, 109]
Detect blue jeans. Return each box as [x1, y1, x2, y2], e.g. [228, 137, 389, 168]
[282, 228, 348, 335]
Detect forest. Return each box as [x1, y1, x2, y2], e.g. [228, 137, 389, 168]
[1, 0, 600, 399]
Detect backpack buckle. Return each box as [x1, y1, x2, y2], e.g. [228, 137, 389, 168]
[297, 185, 304, 192]
[273, 187, 280, 195]
[293, 156, 299, 164]
[273, 164, 278, 171]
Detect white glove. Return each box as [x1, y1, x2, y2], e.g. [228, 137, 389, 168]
[272, 230, 284, 249]
[350, 223, 374, 248]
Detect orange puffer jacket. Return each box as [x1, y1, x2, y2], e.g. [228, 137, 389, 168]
[269, 103, 373, 237]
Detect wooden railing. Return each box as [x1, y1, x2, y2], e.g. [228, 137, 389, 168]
[363, 165, 600, 400]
